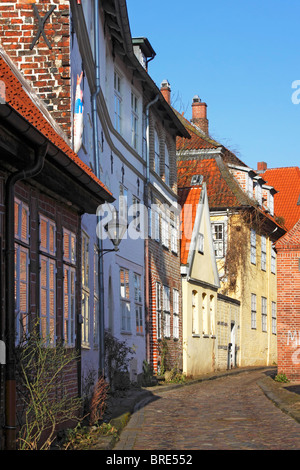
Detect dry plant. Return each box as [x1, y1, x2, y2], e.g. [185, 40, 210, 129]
[89, 375, 109, 426]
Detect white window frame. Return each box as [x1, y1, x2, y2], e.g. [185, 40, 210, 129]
[156, 283, 162, 340]
[39, 214, 56, 256]
[63, 228, 76, 264]
[114, 70, 122, 133]
[247, 175, 253, 198]
[251, 293, 257, 329]
[63, 265, 76, 347]
[161, 217, 169, 248]
[271, 246, 276, 274]
[268, 192, 274, 216]
[93, 245, 99, 347]
[212, 223, 224, 258]
[171, 222, 178, 254]
[154, 130, 160, 175]
[14, 198, 29, 244]
[82, 232, 90, 347]
[255, 181, 262, 205]
[261, 235, 267, 271]
[261, 296, 267, 332]
[198, 233, 204, 254]
[154, 210, 160, 242]
[173, 289, 179, 339]
[119, 184, 128, 223]
[134, 273, 143, 335]
[164, 144, 170, 186]
[163, 285, 170, 338]
[40, 255, 56, 345]
[272, 301, 277, 335]
[131, 91, 139, 150]
[192, 290, 199, 335]
[250, 229, 256, 265]
[120, 267, 131, 332]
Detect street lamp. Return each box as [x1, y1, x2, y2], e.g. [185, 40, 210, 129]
[101, 210, 127, 256]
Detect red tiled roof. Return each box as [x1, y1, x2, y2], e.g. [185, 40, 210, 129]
[177, 157, 251, 209]
[178, 186, 202, 265]
[0, 50, 113, 202]
[261, 167, 300, 231]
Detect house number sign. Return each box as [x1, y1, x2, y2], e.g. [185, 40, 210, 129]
[30, 4, 56, 50]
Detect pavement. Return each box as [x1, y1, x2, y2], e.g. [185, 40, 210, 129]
[84, 366, 300, 450]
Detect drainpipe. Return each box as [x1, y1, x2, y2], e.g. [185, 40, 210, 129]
[92, 0, 105, 377]
[4, 143, 48, 450]
[144, 95, 159, 365]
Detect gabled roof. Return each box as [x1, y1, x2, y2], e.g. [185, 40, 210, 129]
[178, 185, 203, 265]
[261, 166, 300, 231]
[0, 47, 114, 210]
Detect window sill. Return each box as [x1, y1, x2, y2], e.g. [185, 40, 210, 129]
[192, 334, 201, 338]
[121, 331, 132, 336]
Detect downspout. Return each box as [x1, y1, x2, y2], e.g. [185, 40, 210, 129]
[144, 95, 159, 365]
[92, 0, 105, 376]
[4, 143, 48, 450]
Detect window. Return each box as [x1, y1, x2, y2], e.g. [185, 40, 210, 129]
[156, 283, 162, 340]
[251, 293, 257, 329]
[154, 130, 160, 175]
[163, 286, 170, 338]
[261, 296, 267, 332]
[114, 71, 122, 133]
[142, 113, 147, 160]
[247, 175, 253, 198]
[132, 196, 140, 232]
[212, 223, 224, 257]
[198, 233, 204, 254]
[161, 217, 169, 248]
[154, 210, 160, 242]
[134, 273, 143, 334]
[82, 232, 90, 347]
[271, 246, 276, 274]
[119, 184, 128, 223]
[272, 302, 277, 335]
[261, 235, 267, 271]
[131, 92, 138, 150]
[14, 199, 29, 344]
[173, 289, 179, 339]
[120, 268, 131, 332]
[93, 246, 99, 347]
[164, 144, 170, 186]
[250, 229, 256, 264]
[210, 295, 215, 335]
[171, 222, 178, 254]
[202, 293, 208, 335]
[63, 229, 76, 347]
[39, 214, 56, 344]
[255, 181, 262, 205]
[192, 290, 198, 335]
[268, 192, 274, 216]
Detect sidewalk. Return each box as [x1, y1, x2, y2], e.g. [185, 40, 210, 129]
[86, 366, 300, 450]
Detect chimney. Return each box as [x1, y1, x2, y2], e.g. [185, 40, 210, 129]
[160, 80, 171, 105]
[191, 95, 209, 135]
[0, 1, 72, 140]
[257, 162, 267, 173]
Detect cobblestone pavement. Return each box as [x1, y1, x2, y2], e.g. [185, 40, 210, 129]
[115, 369, 300, 450]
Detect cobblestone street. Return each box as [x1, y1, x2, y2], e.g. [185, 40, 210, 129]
[115, 370, 300, 450]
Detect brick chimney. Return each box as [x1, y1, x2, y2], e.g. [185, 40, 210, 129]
[257, 162, 267, 173]
[191, 95, 209, 135]
[0, 0, 71, 140]
[160, 79, 171, 105]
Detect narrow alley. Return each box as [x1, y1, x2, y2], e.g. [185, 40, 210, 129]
[115, 369, 300, 450]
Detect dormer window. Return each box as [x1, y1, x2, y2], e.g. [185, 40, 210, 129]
[247, 174, 253, 198]
[191, 174, 203, 185]
[268, 192, 274, 216]
[255, 181, 262, 205]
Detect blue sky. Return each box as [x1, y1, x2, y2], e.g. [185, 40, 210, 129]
[126, 0, 300, 171]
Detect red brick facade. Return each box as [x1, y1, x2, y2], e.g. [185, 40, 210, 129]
[0, 0, 71, 139]
[276, 219, 300, 381]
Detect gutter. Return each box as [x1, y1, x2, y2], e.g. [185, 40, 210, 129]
[144, 95, 159, 365]
[4, 143, 48, 450]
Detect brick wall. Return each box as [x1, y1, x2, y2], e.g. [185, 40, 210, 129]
[0, 0, 71, 139]
[276, 220, 300, 381]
